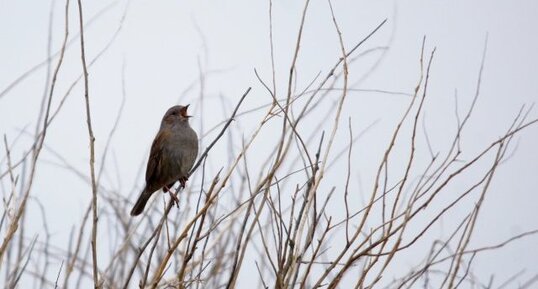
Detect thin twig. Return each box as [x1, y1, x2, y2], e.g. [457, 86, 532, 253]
[76, 0, 100, 287]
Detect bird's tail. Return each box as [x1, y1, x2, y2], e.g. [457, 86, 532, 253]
[130, 189, 152, 216]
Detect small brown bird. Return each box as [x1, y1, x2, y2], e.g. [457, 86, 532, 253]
[130, 105, 198, 216]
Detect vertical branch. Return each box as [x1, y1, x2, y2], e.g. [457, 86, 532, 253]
[344, 117, 352, 244]
[0, 0, 70, 267]
[76, 0, 100, 287]
[35, 0, 56, 139]
[274, 0, 310, 164]
[268, 0, 277, 103]
[296, 0, 349, 255]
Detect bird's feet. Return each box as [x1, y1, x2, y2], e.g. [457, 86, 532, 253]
[178, 176, 188, 189]
[163, 186, 180, 208]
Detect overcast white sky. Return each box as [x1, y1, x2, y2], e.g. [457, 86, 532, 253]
[1, 0, 537, 287]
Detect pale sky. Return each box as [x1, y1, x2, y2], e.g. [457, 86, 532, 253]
[1, 0, 537, 287]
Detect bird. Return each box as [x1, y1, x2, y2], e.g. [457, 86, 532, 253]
[130, 105, 198, 216]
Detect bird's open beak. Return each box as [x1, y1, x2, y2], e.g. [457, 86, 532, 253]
[183, 104, 192, 118]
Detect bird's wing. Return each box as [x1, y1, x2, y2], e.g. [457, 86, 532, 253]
[145, 129, 169, 185]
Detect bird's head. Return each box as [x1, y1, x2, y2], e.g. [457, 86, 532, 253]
[161, 104, 192, 127]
